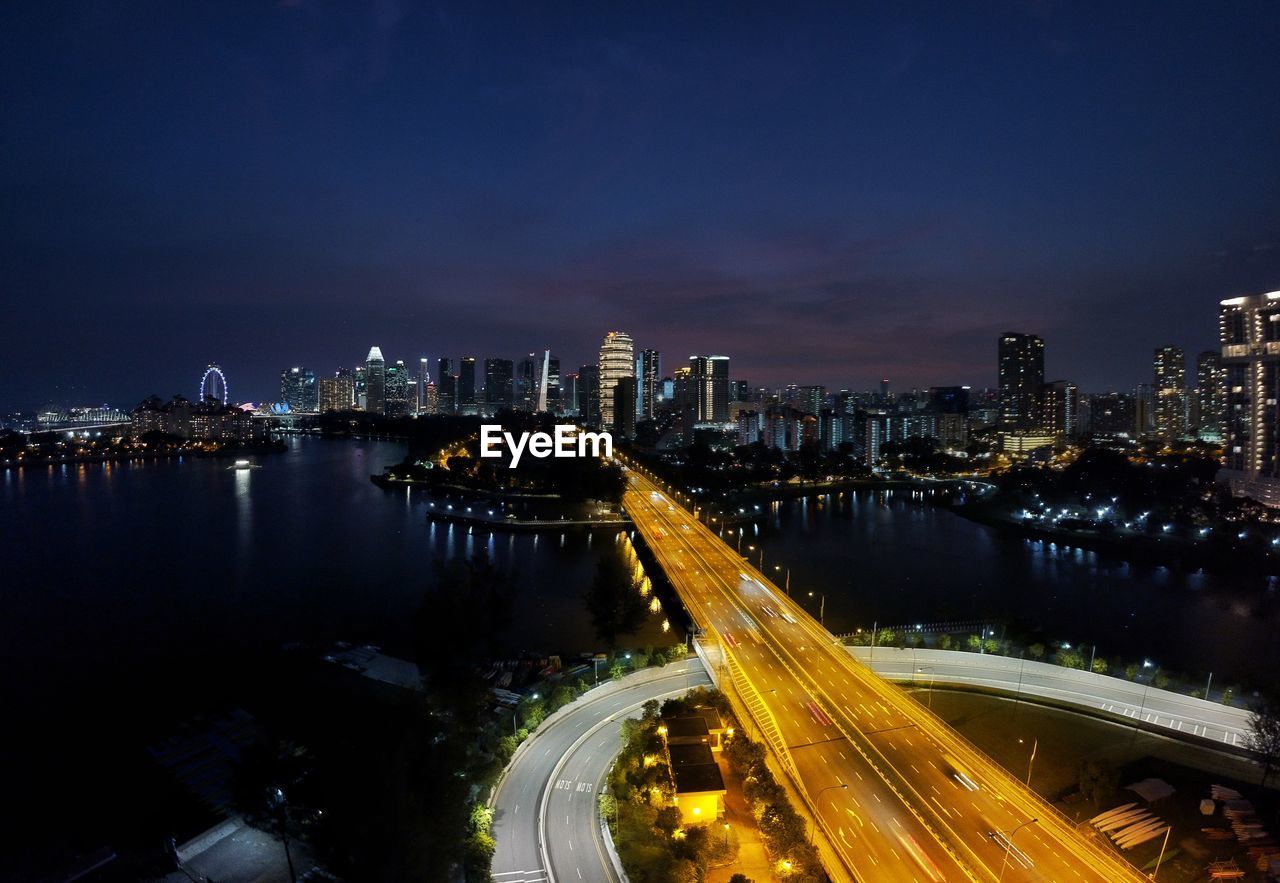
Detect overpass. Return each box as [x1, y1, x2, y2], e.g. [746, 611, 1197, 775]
[621, 461, 1147, 883]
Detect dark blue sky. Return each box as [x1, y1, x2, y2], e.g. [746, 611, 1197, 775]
[3, 2, 1279, 408]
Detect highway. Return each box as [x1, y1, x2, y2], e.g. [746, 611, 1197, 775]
[850, 646, 1251, 747]
[491, 661, 710, 883]
[622, 463, 1147, 883]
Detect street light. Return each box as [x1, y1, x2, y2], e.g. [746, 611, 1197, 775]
[774, 564, 790, 595]
[1018, 736, 1038, 787]
[810, 782, 848, 840]
[807, 590, 825, 625]
[994, 818, 1038, 882]
[917, 666, 936, 710]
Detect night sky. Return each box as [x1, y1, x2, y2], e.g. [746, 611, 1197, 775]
[3, 2, 1279, 409]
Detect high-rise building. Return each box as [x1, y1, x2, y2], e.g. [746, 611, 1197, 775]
[997, 333, 1045, 433]
[484, 358, 514, 412]
[799, 385, 825, 416]
[1195, 350, 1224, 440]
[1220, 292, 1280, 505]
[729, 380, 750, 404]
[562, 372, 580, 416]
[386, 360, 410, 416]
[1153, 345, 1186, 442]
[417, 358, 430, 415]
[598, 331, 634, 431]
[437, 358, 456, 415]
[1086, 392, 1135, 441]
[613, 376, 637, 441]
[577, 365, 600, 427]
[318, 368, 354, 413]
[280, 366, 317, 412]
[365, 347, 386, 415]
[535, 351, 560, 411]
[354, 365, 367, 410]
[689, 355, 730, 422]
[458, 357, 477, 414]
[1040, 380, 1078, 439]
[639, 349, 661, 420]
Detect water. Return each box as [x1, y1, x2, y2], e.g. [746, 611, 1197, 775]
[733, 487, 1280, 683]
[5, 443, 1275, 862]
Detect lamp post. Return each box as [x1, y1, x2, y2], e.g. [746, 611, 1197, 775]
[1018, 736, 1038, 787]
[917, 666, 936, 710]
[808, 591, 825, 626]
[994, 818, 1038, 882]
[268, 786, 298, 883]
[810, 782, 848, 840]
[1151, 825, 1171, 880]
[774, 565, 790, 595]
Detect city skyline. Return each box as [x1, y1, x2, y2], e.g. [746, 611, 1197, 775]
[4, 4, 1280, 408]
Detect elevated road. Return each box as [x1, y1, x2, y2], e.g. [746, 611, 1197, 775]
[622, 463, 1146, 883]
[491, 661, 710, 883]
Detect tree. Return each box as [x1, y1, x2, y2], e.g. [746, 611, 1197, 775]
[1246, 698, 1280, 785]
[1091, 657, 1109, 674]
[1076, 759, 1119, 805]
[586, 553, 649, 647]
[729, 875, 755, 883]
[1028, 643, 1046, 661]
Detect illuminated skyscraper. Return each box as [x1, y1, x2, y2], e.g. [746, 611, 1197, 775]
[1195, 350, 1224, 440]
[365, 346, 386, 415]
[458, 357, 477, 414]
[613, 376, 637, 440]
[318, 368, 354, 413]
[386, 360, 410, 416]
[1220, 292, 1280, 505]
[598, 331, 634, 431]
[997, 333, 1044, 433]
[689, 355, 730, 422]
[437, 358, 455, 415]
[280, 366, 317, 412]
[639, 349, 661, 420]
[1153, 345, 1186, 442]
[485, 358, 514, 412]
[417, 358, 430, 415]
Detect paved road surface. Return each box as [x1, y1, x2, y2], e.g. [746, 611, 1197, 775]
[491, 661, 710, 883]
[851, 646, 1252, 747]
[623, 462, 1147, 883]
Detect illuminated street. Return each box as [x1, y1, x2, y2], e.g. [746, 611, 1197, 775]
[622, 464, 1147, 882]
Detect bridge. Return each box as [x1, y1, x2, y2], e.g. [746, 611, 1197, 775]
[621, 460, 1146, 883]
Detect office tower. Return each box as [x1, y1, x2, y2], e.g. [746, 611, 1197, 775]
[929, 386, 970, 415]
[613, 376, 637, 440]
[354, 365, 367, 410]
[318, 368, 354, 413]
[1040, 380, 1078, 439]
[729, 380, 750, 403]
[417, 358, 430, 415]
[577, 365, 600, 426]
[879, 378, 890, 402]
[1195, 350, 1224, 440]
[1085, 392, 1135, 441]
[280, 366, 317, 412]
[458, 357, 477, 414]
[689, 355, 730, 422]
[385, 360, 410, 416]
[365, 346, 386, 415]
[997, 333, 1045, 433]
[639, 349, 661, 420]
[562, 373, 579, 416]
[799, 385, 825, 416]
[484, 358, 514, 413]
[1133, 383, 1155, 435]
[598, 331, 635, 431]
[1220, 292, 1280, 505]
[534, 351, 560, 411]
[515, 355, 536, 410]
[1153, 345, 1186, 442]
[437, 358, 456, 415]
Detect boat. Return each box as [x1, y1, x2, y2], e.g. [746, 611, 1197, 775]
[230, 459, 258, 470]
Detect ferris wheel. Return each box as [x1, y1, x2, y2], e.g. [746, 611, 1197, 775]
[200, 364, 228, 403]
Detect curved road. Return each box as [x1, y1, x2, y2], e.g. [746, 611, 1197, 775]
[491, 660, 711, 883]
[850, 647, 1252, 748]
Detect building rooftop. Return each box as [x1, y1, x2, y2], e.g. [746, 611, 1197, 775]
[663, 715, 711, 740]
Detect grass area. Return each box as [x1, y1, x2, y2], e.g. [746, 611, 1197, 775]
[921, 688, 1279, 881]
